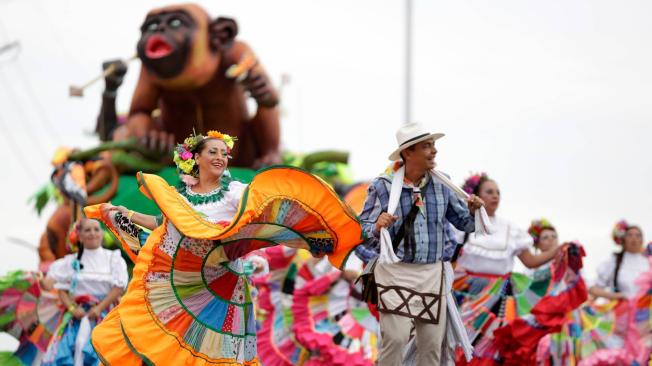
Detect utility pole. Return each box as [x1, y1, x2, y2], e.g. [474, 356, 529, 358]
[405, 0, 413, 124]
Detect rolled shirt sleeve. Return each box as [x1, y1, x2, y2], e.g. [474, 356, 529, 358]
[358, 179, 385, 250]
[444, 187, 475, 234]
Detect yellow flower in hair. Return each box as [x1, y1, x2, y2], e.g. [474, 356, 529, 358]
[184, 136, 196, 148]
[207, 130, 237, 149]
[207, 130, 224, 139]
[222, 135, 236, 149]
[178, 159, 195, 174]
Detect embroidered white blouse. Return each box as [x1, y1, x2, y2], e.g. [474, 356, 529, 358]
[48, 247, 129, 296]
[594, 252, 651, 299]
[180, 180, 247, 224]
[456, 215, 533, 275]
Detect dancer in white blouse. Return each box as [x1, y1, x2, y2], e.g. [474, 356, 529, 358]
[43, 218, 128, 366]
[455, 173, 559, 275]
[590, 220, 650, 300]
[452, 173, 564, 365]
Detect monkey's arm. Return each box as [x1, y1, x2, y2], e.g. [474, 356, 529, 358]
[228, 41, 279, 108]
[113, 67, 160, 141]
[226, 42, 281, 167]
[251, 105, 281, 167]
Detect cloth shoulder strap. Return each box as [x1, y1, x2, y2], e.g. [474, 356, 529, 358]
[378, 167, 405, 264]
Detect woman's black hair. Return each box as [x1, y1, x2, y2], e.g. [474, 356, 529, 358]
[613, 225, 643, 292]
[76, 219, 87, 269]
[473, 176, 493, 196]
[613, 251, 623, 292]
[76, 244, 85, 270]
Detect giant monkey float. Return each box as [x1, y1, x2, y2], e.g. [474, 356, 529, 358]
[113, 3, 282, 169]
[34, 3, 363, 264]
[36, 3, 281, 263]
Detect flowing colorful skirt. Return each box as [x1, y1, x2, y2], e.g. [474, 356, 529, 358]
[0, 270, 62, 365]
[252, 246, 311, 366]
[537, 257, 652, 366]
[41, 295, 107, 366]
[454, 243, 587, 365]
[290, 265, 379, 366]
[85, 167, 363, 366]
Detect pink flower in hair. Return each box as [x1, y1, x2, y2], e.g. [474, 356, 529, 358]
[612, 219, 630, 245]
[462, 172, 489, 195]
[180, 150, 193, 161]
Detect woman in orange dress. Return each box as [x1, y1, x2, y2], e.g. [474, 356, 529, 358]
[85, 131, 363, 365]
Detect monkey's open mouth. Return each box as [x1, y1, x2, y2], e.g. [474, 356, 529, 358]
[145, 35, 173, 59]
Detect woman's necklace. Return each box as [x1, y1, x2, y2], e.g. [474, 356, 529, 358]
[176, 175, 233, 205]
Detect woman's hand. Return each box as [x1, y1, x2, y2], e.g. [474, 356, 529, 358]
[71, 306, 87, 320]
[101, 203, 129, 217]
[589, 285, 629, 301]
[609, 292, 628, 301]
[87, 306, 102, 321]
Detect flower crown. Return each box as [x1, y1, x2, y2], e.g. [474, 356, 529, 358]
[67, 220, 82, 252]
[528, 218, 555, 244]
[612, 219, 630, 245]
[173, 130, 237, 177]
[462, 172, 490, 195]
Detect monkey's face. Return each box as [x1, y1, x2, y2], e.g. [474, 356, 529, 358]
[137, 11, 195, 79]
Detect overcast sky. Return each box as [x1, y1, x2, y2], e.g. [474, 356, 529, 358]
[1, 0, 651, 351]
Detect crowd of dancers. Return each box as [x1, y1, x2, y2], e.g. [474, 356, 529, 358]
[1, 125, 650, 366]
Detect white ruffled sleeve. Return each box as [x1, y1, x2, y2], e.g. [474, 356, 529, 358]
[594, 256, 616, 289]
[509, 224, 534, 256]
[48, 255, 74, 291]
[110, 250, 129, 289]
[225, 180, 248, 211]
[246, 254, 270, 277]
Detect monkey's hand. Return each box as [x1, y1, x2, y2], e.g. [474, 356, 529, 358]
[226, 53, 279, 108]
[102, 59, 128, 92]
[140, 129, 176, 157]
[252, 150, 282, 169]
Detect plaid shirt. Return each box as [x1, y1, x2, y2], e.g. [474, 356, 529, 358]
[356, 173, 474, 264]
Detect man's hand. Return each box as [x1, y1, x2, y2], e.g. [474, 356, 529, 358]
[466, 194, 485, 215]
[341, 269, 361, 282]
[375, 213, 398, 233]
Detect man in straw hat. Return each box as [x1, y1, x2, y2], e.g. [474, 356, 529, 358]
[359, 122, 484, 365]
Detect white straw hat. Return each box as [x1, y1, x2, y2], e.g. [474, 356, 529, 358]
[388, 122, 445, 161]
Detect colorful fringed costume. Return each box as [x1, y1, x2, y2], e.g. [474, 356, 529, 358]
[290, 259, 378, 366]
[488, 243, 587, 365]
[43, 246, 129, 366]
[252, 247, 311, 366]
[0, 271, 41, 344]
[537, 255, 652, 365]
[454, 216, 587, 365]
[0, 270, 68, 365]
[85, 167, 363, 366]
